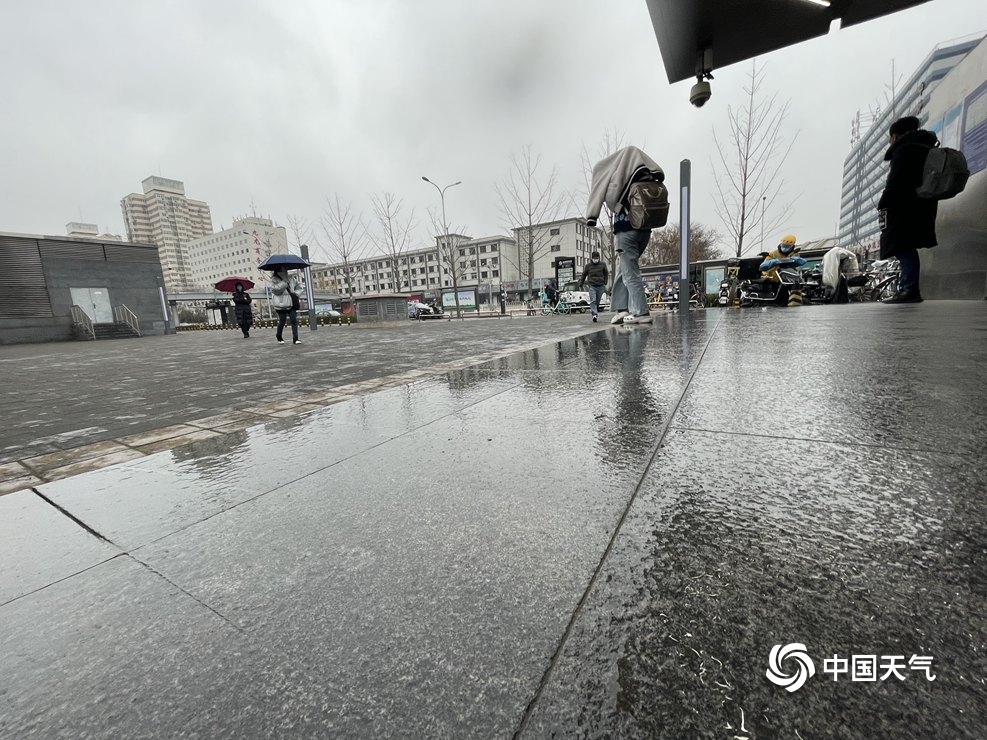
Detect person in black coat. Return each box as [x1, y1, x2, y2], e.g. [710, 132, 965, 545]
[878, 116, 938, 303]
[231, 282, 253, 337]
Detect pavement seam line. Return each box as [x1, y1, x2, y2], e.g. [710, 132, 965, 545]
[126, 553, 248, 636]
[32, 487, 119, 547]
[512, 314, 725, 738]
[668, 424, 965, 456]
[0, 552, 128, 609]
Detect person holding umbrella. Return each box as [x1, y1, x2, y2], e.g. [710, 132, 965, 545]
[270, 268, 303, 344]
[214, 276, 256, 338]
[258, 253, 311, 345]
[231, 282, 253, 337]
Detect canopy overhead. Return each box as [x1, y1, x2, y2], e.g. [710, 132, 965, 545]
[646, 0, 934, 83]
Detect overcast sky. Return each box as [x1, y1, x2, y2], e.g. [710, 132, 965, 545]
[1, 0, 984, 259]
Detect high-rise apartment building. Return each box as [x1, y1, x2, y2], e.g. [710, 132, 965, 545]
[121, 176, 213, 292]
[186, 216, 288, 290]
[837, 35, 983, 258]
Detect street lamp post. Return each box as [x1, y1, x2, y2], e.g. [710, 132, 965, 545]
[422, 176, 462, 312]
[760, 196, 766, 253]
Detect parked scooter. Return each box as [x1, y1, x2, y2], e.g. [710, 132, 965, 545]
[721, 253, 804, 307]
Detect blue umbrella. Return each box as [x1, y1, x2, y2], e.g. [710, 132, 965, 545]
[258, 254, 312, 271]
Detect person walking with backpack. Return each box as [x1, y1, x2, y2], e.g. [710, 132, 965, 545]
[577, 250, 609, 323]
[878, 116, 939, 303]
[270, 268, 303, 344]
[586, 146, 666, 325]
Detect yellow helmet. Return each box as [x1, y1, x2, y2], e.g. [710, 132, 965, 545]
[781, 235, 797, 246]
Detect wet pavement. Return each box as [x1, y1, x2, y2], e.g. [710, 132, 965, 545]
[0, 315, 605, 489]
[1, 303, 986, 738]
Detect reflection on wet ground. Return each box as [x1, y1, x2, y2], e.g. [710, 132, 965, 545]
[2, 303, 986, 738]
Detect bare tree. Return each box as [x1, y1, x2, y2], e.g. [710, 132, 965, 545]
[711, 59, 799, 258]
[427, 208, 471, 316]
[641, 222, 724, 266]
[496, 146, 567, 300]
[369, 193, 416, 294]
[321, 194, 368, 303]
[285, 214, 313, 255]
[577, 129, 626, 285]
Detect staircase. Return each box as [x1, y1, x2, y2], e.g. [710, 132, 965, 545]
[71, 303, 142, 341]
[93, 322, 141, 340]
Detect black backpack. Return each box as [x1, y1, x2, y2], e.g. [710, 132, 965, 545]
[917, 144, 969, 200]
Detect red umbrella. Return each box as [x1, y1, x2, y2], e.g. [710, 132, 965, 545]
[214, 276, 255, 292]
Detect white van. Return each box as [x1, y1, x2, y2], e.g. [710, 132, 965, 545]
[561, 280, 609, 312]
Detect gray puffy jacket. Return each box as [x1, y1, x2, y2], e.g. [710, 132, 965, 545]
[271, 274, 301, 310]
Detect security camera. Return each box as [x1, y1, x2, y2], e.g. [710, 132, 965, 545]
[690, 80, 712, 108]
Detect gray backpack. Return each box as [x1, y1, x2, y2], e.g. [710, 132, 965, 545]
[626, 180, 670, 230]
[917, 145, 969, 200]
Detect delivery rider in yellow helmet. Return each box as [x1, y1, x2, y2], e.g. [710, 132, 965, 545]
[759, 235, 806, 282]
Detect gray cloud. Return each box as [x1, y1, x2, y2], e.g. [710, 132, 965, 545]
[1, 0, 983, 254]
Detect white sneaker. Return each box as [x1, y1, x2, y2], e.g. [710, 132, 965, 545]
[623, 313, 653, 324]
[277, 339, 285, 344]
[610, 311, 630, 325]
[293, 339, 302, 345]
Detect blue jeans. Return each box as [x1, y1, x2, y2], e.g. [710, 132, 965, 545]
[610, 229, 651, 316]
[586, 284, 605, 316]
[897, 248, 920, 294]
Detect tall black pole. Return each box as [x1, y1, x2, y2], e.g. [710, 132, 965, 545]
[679, 160, 691, 313]
[300, 244, 317, 331]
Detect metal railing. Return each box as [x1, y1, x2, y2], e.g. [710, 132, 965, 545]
[113, 304, 141, 336]
[70, 305, 96, 340]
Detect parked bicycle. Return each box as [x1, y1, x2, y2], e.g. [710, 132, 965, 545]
[862, 258, 900, 302]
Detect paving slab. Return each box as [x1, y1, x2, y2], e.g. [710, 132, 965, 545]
[0, 556, 349, 738]
[523, 430, 987, 739]
[0, 489, 120, 604]
[0, 462, 42, 494]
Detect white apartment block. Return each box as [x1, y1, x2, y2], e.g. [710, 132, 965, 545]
[310, 218, 603, 301]
[310, 233, 515, 302]
[186, 216, 289, 290]
[506, 217, 604, 283]
[120, 176, 213, 292]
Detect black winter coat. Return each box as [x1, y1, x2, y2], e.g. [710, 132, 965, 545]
[878, 129, 938, 259]
[232, 291, 253, 325]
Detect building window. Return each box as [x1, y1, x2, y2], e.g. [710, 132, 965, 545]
[550, 228, 560, 236]
[490, 245, 498, 252]
[551, 245, 561, 252]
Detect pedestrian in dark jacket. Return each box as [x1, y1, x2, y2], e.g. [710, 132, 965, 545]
[577, 251, 609, 322]
[878, 115, 938, 303]
[231, 282, 253, 338]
